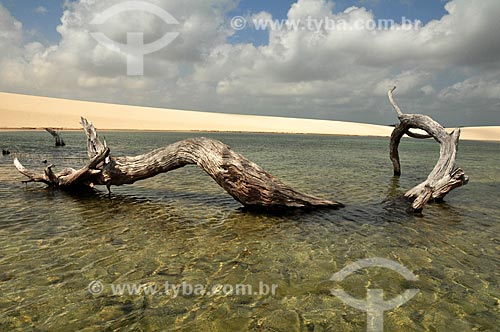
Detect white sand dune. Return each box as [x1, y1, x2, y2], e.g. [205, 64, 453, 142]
[1, 92, 499, 141]
[459, 126, 500, 142]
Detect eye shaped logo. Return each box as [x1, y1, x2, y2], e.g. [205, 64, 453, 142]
[330, 258, 419, 332]
[90, 1, 180, 76]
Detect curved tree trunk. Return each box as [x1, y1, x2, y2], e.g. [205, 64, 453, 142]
[45, 128, 66, 146]
[15, 118, 343, 210]
[388, 87, 468, 212]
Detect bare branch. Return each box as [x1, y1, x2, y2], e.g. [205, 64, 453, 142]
[388, 87, 468, 212]
[388, 86, 404, 118]
[14, 158, 51, 185]
[80, 117, 107, 160]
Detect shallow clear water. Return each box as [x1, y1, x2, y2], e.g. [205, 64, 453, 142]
[0, 131, 499, 332]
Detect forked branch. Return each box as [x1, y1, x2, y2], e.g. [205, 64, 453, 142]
[388, 86, 468, 212]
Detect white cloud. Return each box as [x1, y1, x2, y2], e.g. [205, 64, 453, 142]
[0, 0, 499, 125]
[374, 71, 432, 96]
[0, 4, 23, 50]
[421, 85, 435, 96]
[35, 6, 48, 15]
[439, 77, 500, 100]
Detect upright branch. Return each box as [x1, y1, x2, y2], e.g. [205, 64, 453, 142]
[388, 86, 468, 212]
[45, 128, 66, 147]
[15, 118, 343, 210]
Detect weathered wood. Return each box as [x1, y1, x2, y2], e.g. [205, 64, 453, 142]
[388, 86, 468, 212]
[45, 128, 66, 146]
[15, 118, 343, 210]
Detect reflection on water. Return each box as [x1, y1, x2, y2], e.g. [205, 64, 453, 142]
[0, 131, 499, 331]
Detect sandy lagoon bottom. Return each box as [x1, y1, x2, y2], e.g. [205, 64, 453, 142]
[0, 131, 499, 331]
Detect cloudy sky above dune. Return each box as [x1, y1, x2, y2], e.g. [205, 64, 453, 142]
[0, 0, 499, 126]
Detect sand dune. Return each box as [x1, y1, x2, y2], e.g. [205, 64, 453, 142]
[1, 92, 499, 141]
[458, 126, 500, 142]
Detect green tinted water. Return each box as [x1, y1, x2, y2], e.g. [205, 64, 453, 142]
[0, 132, 499, 331]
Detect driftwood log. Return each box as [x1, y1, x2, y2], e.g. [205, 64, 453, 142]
[15, 118, 343, 210]
[388, 86, 468, 212]
[45, 128, 66, 146]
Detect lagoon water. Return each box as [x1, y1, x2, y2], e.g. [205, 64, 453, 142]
[0, 131, 499, 331]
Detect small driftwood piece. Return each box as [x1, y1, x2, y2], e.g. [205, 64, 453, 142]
[388, 86, 468, 212]
[45, 128, 66, 146]
[15, 118, 343, 210]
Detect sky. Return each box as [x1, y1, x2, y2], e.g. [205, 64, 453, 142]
[0, 0, 499, 126]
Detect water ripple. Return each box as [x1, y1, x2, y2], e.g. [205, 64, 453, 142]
[0, 132, 499, 331]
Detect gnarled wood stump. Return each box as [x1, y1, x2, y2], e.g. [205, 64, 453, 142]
[388, 86, 468, 212]
[45, 128, 66, 146]
[15, 118, 343, 210]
